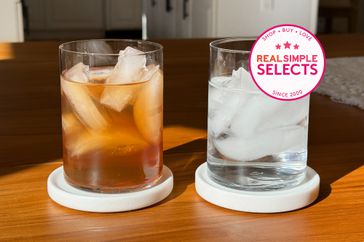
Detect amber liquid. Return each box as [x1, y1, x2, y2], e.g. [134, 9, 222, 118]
[61, 67, 163, 193]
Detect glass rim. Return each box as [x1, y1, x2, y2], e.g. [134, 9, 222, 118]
[210, 37, 255, 54]
[59, 39, 163, 56]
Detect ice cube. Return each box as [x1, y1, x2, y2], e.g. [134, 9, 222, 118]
[68, 132, 147, 157]
[208, 76, 243, 137]
[61, 113, 83, 136]
[260, 96, 310, 130]
[89, 67, 113, 83]
[214, 126, 306, 161]
[107, 47, 146, 84]
[209, 67, 309, 161]
[230, 94, 309, 137]
[223, 67, 259, 137]
[134, 66, 163, 143]
[237, 65, 309, 132]
[100, 85, 139, 112]
[208, 81, 241, 137]
[208, 67, 257, 137]
[100, 47, 147, 112]
[140, 64, 159, 81]
[84, 40, 114, 66]
[64, 62, 89, 83]
[232, 67, 258, 91]
[61, 65, 107, 130]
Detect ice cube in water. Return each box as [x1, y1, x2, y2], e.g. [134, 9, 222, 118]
[207, 67, 309, 190]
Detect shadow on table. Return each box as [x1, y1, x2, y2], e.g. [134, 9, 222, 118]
[308, 143, 364, 205]
[307, 94, 364, 205]
[159, 138, 207, 204]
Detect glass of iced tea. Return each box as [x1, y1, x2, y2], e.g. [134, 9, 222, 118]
[59, 39, 163, 193]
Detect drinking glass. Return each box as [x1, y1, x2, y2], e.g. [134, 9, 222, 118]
[207, 38, 309, 191]
[59, 39, 163, 193]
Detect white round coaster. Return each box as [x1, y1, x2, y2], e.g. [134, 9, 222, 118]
[195, 162, 320, 213]
[48, 166, 173, 213]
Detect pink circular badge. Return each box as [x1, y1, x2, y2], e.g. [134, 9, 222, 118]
[249, 24, 326, 101]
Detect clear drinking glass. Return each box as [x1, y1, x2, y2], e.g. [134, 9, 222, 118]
[59, 39, 163, 193]
[207, 38, 309, 191]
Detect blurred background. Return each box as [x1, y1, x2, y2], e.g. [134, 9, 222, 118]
[1, 0, 364, 42]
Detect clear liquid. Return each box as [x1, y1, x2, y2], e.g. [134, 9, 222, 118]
[207, 79, 309, 191]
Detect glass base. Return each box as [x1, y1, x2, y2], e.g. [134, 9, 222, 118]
[64, 173, 163, 194]
[195, 163, 320, 213]
[207, 162, 306, 191]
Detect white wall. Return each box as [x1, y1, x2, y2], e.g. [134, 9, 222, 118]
[215, 0, 318, 37]
[0, 0, 24, 42]
[146, 0, 319, 38]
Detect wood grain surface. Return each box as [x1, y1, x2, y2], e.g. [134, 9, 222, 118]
[0, 35, 363, 241]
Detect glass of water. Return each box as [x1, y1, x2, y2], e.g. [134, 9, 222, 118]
[207, 38, 310, 191]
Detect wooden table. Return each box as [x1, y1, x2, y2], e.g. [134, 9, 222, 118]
[0, 35, 363, 241]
